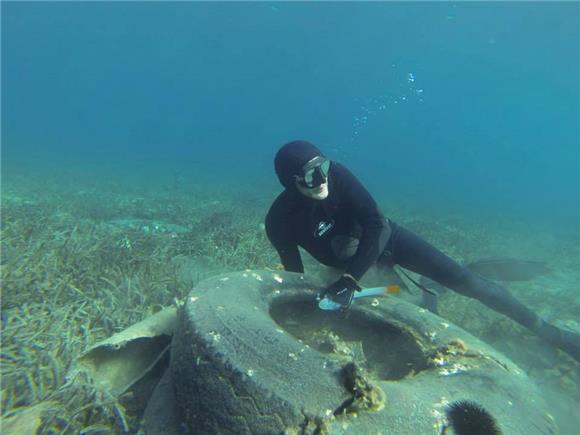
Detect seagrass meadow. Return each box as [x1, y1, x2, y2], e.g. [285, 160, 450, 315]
[0, 171, 277, 433]
[1, 171, 578, 434]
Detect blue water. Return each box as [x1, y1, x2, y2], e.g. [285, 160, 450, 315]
[2, 1, 579, 228]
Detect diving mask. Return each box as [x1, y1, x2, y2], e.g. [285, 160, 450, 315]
[294, 156, 331, 188]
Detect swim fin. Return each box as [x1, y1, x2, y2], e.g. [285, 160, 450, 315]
[417, 257, 551, 314]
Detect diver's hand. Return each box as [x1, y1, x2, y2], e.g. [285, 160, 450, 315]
[317, 274, 361, 310]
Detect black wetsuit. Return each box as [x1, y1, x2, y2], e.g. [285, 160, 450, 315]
[267, 145, 580, 362]
[266, 162, 391, 281]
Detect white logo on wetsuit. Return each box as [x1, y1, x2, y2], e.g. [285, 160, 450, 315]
[315, 220, 334, 237]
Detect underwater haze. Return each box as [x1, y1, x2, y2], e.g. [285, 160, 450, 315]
[3, 1, 579, 228]
[2, 2, 580, 434]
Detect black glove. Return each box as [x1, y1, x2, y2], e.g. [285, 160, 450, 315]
[317, 274, 361, 311]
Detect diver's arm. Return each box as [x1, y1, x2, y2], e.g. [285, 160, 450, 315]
[274, 241, 304, 273]
[265, 211, 304, 273]
[334, 164, 391, 281]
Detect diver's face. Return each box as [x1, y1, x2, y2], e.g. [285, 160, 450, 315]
[295, 179, 329, 200]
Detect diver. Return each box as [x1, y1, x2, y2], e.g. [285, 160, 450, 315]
[265, 140, 580, 362]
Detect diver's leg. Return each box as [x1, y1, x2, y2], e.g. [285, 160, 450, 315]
[389, 224, 580, 362]
[379, 222, 444, 313]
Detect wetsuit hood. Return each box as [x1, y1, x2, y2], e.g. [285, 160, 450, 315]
[274, 140, 325, 189]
